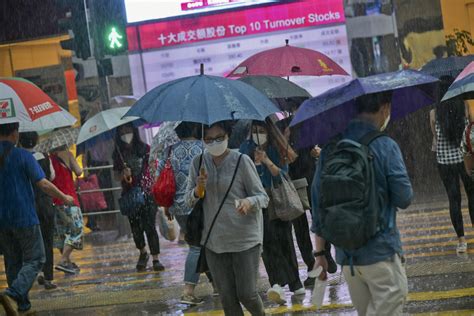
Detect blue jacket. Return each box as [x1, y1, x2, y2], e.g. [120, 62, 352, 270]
[311, 119, 413, 266]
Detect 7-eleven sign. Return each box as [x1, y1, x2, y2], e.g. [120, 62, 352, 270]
[0, 99, 15, 118]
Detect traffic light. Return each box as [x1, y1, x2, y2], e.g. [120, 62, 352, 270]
[58, 0, 91, 60]
[91, 0, 128, 57]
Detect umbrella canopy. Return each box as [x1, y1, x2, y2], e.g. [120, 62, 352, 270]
[124, 74, 279, 125]
[441, 61, 474, 102]
[237, 76, 311, 99]
[35, 127, 79, 153]
[77, 107, 140, 145]
[0, 77, 76, 131]
[149, 122, 181, 165]
[290, 70, 439, 147]
[420, 55, 474, 79]
[227, 40, 349, 78]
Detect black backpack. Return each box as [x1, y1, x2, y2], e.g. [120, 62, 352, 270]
[318, 130, 385, 251]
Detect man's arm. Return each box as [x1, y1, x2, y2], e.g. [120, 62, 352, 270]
[36, 179, 74, 205]
[385, 139, 413, 209]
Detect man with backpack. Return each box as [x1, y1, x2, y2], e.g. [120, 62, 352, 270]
[311, 92, 413, 315]
[0, 123, 74, 315]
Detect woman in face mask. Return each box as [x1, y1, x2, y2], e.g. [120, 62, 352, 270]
[239, 121, 305, 305]
[113, 123, 164, 272]
[185, 121, 269, 316]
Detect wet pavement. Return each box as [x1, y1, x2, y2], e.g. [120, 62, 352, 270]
[0, 206, 473, 316]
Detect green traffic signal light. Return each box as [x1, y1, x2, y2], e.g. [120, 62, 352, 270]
[107, 27, 124, 49]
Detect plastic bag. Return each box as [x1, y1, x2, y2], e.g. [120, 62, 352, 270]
[76, 174, 107, 212]
[156, 207, 178, 241]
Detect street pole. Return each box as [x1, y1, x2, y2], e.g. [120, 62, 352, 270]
[86, 0, 110, 111]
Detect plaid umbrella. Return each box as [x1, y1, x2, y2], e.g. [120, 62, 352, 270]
[35, 127, 79, 152]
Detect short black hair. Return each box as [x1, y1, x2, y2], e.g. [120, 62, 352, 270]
[175, 122, 201, 139]
[19, 132, 39, 149]
[204, 121, 233, 137]
[355, 91, 393, 114]
[0, 123, 19, 136]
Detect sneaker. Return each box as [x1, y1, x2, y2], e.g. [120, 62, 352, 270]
[37, 275, 45, 286]
[43, 281, 58, 290]
[293, 287, 306, 296]
[180, 294, 204, 305]
[267, 284, 286, 305]
[152, 260, 165, 272]
[55, 263, 76, 274]
[0, 292, 18, 316]
[456, 242, 468, 253]
[136, 252, 149, 271]
[303, 276, 315, 288]
[70, 262, 80, 272]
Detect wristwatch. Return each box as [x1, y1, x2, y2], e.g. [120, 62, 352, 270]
[313, 250, 326, 257]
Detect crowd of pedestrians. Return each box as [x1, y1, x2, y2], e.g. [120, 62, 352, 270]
[1, 87, 473, 316]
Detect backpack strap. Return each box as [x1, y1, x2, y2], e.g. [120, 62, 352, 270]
[359, 130, 385, 147]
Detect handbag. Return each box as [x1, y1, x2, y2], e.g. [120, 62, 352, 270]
[152, 147, 176, 207]
[268, 172, 305, 221]
[77, 174, 107, 212]
[188, 154, 243, 274]
[119, 186, 146, 217]
[292, 177, 311, 210]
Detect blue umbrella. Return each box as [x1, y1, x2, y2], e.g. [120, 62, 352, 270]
[420, 55, 474, 79]
[124, 74, 279, 125]
[290, 70, 439, 148]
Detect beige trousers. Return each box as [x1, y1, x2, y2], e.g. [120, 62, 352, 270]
[343, 254, 408, 316]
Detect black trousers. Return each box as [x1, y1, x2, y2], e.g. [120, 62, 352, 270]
[292, 211, 315, 271]
[128, 199, 160, 255]
[38, 213, 54, 281]
[438, 163, 474, 237]
[262, 210, 302, 291]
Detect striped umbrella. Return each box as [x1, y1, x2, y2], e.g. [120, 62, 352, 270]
[0, 77, 76, 131]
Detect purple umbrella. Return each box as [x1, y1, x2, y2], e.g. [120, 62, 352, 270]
[290, 70, 439, 148]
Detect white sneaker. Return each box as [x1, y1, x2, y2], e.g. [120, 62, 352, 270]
[456, 241, 468, 253]
[267, 284, 286, 305]
[293, 287, 306, 296]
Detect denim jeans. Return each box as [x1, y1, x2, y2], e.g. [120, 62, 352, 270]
[206, 245, 265, 316]
[0, 225, 45, 311]
[184, 245, 201, 284]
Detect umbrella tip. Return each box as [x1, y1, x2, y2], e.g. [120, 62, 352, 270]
[200, 63, 204, 75]
[285, 39, 289, 46]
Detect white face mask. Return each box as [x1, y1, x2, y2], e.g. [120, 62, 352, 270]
[252, 133, 267, 145]
[205, 139, 228, 157]
[380, 114, 391, 131]
[121, 133, 133, 144]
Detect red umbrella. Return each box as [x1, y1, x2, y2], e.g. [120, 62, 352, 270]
[227, 40, 349, 78]
[0, 77, 76, 131]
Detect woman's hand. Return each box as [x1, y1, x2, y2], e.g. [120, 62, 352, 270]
[194, 170, 208, 197]
[123, 167, 132, 183]
[255, 148, 267, 164]
[236, 199, 252, 215]
[164, 207, 173, 221]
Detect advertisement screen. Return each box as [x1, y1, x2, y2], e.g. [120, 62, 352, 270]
[125, 0, 280, 23]
[126, 0, 352, 97]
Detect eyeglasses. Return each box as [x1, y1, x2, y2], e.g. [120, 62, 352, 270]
[203, 135, 226, 144]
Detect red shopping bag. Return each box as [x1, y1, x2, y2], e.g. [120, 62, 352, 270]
[152, 149, 176, 207]
[76, 174, 107, 212]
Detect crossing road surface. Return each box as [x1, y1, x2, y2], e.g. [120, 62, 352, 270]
[0, 207, 473, 315]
